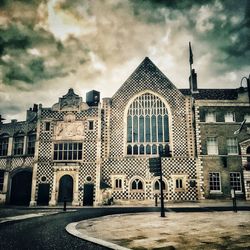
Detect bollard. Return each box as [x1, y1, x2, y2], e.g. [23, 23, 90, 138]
[63, 197, 67, 212]
[231, 188, 237, 213]
[155, 194, 158, 207]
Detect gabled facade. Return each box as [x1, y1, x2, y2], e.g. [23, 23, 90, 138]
[0, 57, 249, 206]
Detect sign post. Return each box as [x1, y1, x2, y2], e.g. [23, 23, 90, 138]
[149, 157, 165, 217]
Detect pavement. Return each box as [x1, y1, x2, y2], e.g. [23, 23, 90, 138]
[1, 200, 250, 250]
[63, 200, 250, 250]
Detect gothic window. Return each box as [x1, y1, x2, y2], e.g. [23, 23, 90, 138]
[154, 179, 166, 191]
[126, 93, 170, 155]
[131, 178, 144, 191]
[0, 134, 8, 157]
[53, 142, 82, 161]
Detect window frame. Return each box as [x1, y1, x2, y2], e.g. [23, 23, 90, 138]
[27, 133, 36, 156]
[0, 135, 9, 157]
[230, 172, 242, 192]
[227, 137, 238, 155]
[207, 137, 219, 155]
[224, 112, 235, 123]
[44, 121, 51, 132]
[13, 134, 25, 156]
[88, 120, 94, 131]
[0, 170, 4, 191]
[53, 142, 83, 161]
[130, 178, 144, 192]
[125, 92, 171, 157]
[209, 172, 221, 193]
[205, 112, 216, 123]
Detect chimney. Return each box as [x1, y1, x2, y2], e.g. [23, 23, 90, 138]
[189, 69, 198, 93]
[86, 90, 100, 106]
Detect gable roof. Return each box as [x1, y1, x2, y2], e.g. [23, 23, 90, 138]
[179, 89, 238, 100]
[112, 57, 184, 102]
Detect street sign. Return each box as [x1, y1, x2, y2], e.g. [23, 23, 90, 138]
[149, 157, 161, 176]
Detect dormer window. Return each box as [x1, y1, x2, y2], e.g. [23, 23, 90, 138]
[205, 112, 216, 123]
[224, 112, 235, 122]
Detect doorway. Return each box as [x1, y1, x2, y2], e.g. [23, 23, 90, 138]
[37, 183, 50, 205]
[83, 183, 94, 206]
[58, 175, 73, 203]
[10, 171, 32, 205]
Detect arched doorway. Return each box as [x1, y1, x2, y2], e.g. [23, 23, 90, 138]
[10, 171, 32, 205]
[58, 175, 73, 203]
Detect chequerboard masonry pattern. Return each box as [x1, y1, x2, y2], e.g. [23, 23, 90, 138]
[1, 57, 249, 205]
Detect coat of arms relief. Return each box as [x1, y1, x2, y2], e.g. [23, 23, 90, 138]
[54, 113, 85, 140]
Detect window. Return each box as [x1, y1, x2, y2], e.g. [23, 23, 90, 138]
[53, 142, 82, 161]
[209, 172, 221, 192]
[205, 112, 216, 123]
[0, 136, 8, 156]
[0, 170, 4, 191]
[175, 178, 183, 189]
[88, 121, 94, 130]
[207, 137, 218, 155]
[13, 135, 24, 155]
[126, 93, 169, 155]
[224, 112, 235, 122]
[45, 122, 50, 131]
[131, 178, 144, 190]
[244, 114, 250, 123]
[27, 134, 36, 155]
[115, 179, 122, 189]
[154, 179, 166, 191]
[230, 172, 242, 192]
[227, 138, 238, 155]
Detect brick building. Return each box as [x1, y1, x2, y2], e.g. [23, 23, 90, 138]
[0, 57, 249, 206]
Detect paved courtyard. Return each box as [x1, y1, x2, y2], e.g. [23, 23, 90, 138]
[75, 211, 250, 250]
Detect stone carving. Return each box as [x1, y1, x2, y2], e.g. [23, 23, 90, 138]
[59, 88, 82, 110]
[54, 113, 85, 140]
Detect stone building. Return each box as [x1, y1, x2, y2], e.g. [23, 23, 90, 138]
[0, 57, 249, 206]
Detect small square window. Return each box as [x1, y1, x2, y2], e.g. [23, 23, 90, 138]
[88, 121, 94, 130]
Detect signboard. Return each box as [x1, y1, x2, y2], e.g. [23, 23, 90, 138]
[149, 157, 161, 176]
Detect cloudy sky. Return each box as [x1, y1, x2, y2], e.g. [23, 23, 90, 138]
[0, 0, 249, 121]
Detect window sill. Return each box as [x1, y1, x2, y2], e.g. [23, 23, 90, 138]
[209, 191, 222, 194]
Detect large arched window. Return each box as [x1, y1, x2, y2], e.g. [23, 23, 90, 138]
[126, 93, 170, 155]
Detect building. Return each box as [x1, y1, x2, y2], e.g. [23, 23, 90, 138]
[0, 57, 250, 206]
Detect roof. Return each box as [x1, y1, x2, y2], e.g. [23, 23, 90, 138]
[179, 89, 238, 100]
